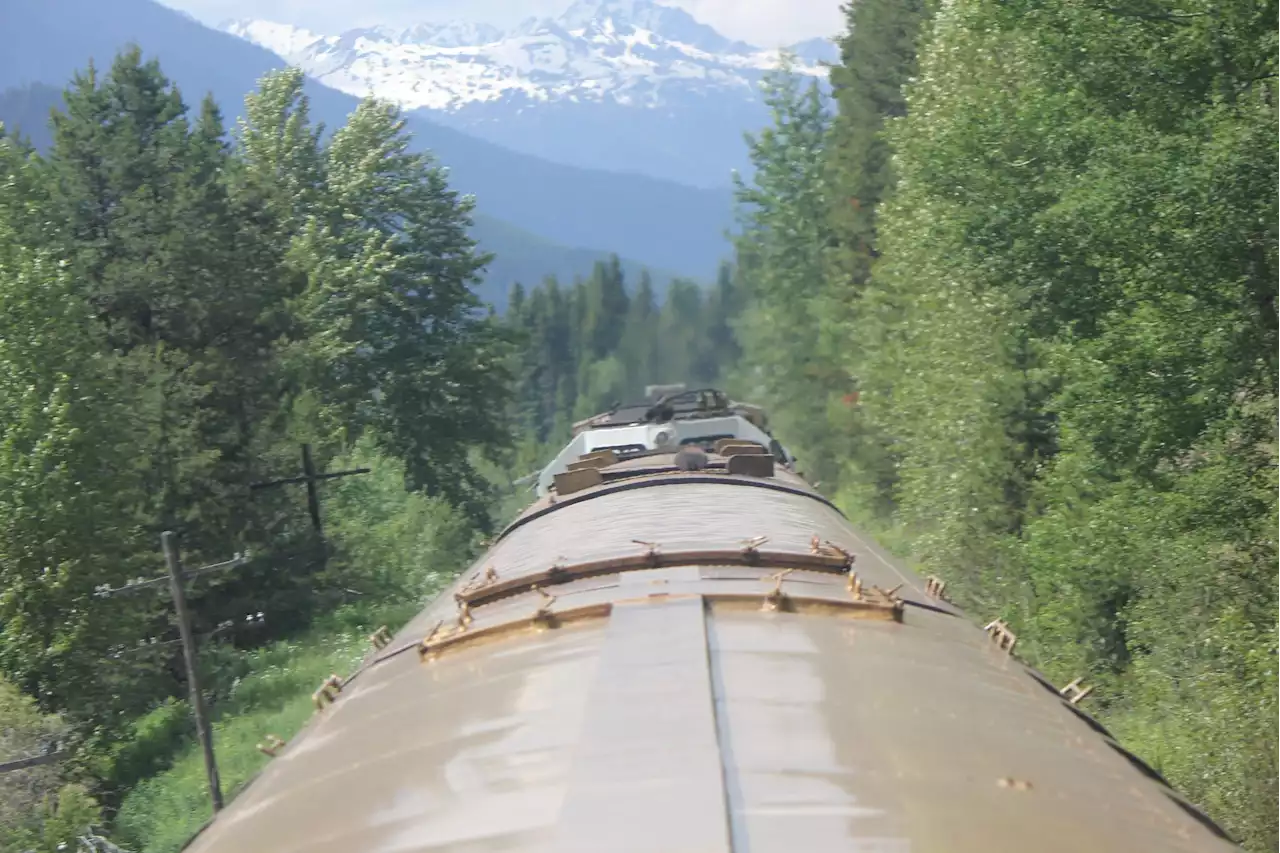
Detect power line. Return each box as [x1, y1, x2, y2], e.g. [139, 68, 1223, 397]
[93, 551, 251, 599]
[107, 612, 267, 658]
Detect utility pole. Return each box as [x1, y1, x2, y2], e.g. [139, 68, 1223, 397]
[162, 531, 224, 813]
[250, 443, 371, 539]
[94, 535, 252, 815]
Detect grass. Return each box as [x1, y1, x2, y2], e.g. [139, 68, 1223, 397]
[112, 600, 421, 853]
[109, 440, 481, 852]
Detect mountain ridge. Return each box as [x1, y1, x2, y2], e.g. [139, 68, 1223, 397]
[0, 80, 687, 307]
[0, 0, 735, 282]
[219, 0, 836, 187]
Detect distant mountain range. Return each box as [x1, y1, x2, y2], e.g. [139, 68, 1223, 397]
[0, 80, 683, 307]
[0, 0, 746, 304]
[221, 0, 836, 188]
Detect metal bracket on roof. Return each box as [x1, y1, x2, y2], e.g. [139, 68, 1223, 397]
[418, 601, 615, 661]
[368, 625, 392, 651]
[454, 595, 475, 630]
[312, 674, 344, 710]
[1059, 676, 1094, 705]
[848, 578, 904, 614]
[546, 556, 570, 583]
[984, 619, 1018, 653]
[811, 538, 856, 567]
[632, 540, 662, 566]
[704, 587, 902, 622]
[876, 583, 904, 602]
[459, 565, 500, 597]
[256, 734, 287, 757]
[741, 536, 769, 562]
[530, 586, 558, 628]
[761, 569, 795, 612]
[418, 620, 447, 660]
[457, 547, 852, 608]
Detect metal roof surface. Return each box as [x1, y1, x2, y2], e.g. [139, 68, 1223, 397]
[183, 476, 1239, 853]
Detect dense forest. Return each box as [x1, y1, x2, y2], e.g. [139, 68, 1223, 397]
[0, 47, 746, 852]
[0, 52, 509, 851]
[729, 0, 1276, 850]
[0, 0, 1276, 848]
[499, 261, 743, 485]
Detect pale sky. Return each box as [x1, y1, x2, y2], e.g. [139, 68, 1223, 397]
[159, 0, 846, 48]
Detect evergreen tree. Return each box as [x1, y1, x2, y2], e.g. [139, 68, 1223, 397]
[653, 279, 704, 388]
[0, 155, 166, 728]
[618, 270, 658, 395]
[291, 97, 513, 525]
[700, 262, 744, 386]
[577, 256, 631, 362]
[824, 0, 931, 299]
[232, 66, 325, 241]
[38, 52, 319, 657]
[731, 60, 844, 484]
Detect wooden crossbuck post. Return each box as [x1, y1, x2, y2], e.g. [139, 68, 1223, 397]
[250, 444, 371, 540]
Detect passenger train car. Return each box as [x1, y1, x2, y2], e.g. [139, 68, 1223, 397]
[183, 388, 1240, 853]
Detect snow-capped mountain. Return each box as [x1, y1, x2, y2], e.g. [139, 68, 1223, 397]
[221, 0, 837, 188]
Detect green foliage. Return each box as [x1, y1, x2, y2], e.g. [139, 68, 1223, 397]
[322, 435, 483, 603]
[749, 0, 1278, 846]
[503, 258, 746, 455]
[0, 164, 167, 729]
[0, 679, 111, 853]
[113, 602, 419, 853]
[0, 46, 507, 840]
[730, 60, 851, 487]
[243, 71, 515, 527]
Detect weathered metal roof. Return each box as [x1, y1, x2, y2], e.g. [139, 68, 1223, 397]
[183, 474, 1239, 853]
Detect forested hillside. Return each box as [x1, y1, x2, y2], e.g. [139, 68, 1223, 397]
[0, 42, 743, 850]
[0, 0, 737, 282]
[0, 82, 681, 308]
[730, 0, 1277, 849]
[0, 2, 1274, 850]
[495, 261, 744, 509]
[0, 50, 508, 850]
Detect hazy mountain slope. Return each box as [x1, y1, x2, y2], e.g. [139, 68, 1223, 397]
[471, 216, 683, 305]
[0, 80, 679, 307]
[0, 82, 61, 150]
[221, 0, 837, 188]
[0, 0, 733, 279]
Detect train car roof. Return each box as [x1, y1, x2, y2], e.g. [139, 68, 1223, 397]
[181, 446, 1240, 853]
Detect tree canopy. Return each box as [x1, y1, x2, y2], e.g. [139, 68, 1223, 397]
[0, 49, 510, 847]
[731, 1, 1277, 848]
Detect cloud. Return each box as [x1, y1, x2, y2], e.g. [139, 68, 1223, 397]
[663, 0, 846, 46]
[160, 0, 846, 47]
